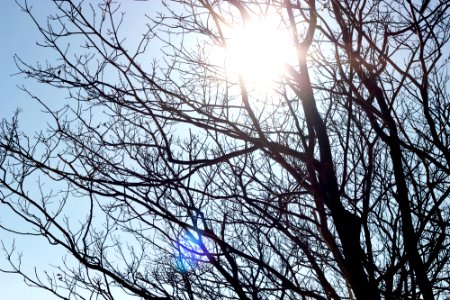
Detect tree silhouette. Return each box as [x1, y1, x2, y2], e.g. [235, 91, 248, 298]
[1, 1, 450, 299]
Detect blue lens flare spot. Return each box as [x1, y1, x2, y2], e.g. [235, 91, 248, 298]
[173, 231, 203, 273]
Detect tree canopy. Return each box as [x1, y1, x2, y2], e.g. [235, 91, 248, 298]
[1, 1, 450, 299]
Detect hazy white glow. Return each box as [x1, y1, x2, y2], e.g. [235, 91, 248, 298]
[214, 15, 297, 87]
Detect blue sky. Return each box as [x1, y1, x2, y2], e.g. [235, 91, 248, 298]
[0, 1, 50, 122]
[0, 1, 165, 299]
[0, 1, 61, 299]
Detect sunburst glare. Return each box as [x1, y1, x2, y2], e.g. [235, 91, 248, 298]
[212, 13, 297, 89]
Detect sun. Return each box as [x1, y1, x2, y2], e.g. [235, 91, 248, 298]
[216, 14, 297, 87]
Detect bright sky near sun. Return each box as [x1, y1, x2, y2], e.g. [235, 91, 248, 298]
[219, 14, 297, 85]
[209, 7, 298, 93]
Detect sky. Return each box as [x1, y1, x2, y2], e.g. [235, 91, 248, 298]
[0, 1, 165, 299]
[3, 1, 450, 300]
[0, 2, 61, 299]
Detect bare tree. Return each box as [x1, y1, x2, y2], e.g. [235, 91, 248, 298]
[1, 0, 450, 299]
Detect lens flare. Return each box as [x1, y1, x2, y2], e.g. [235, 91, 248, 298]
[173, 231, 203, 273]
